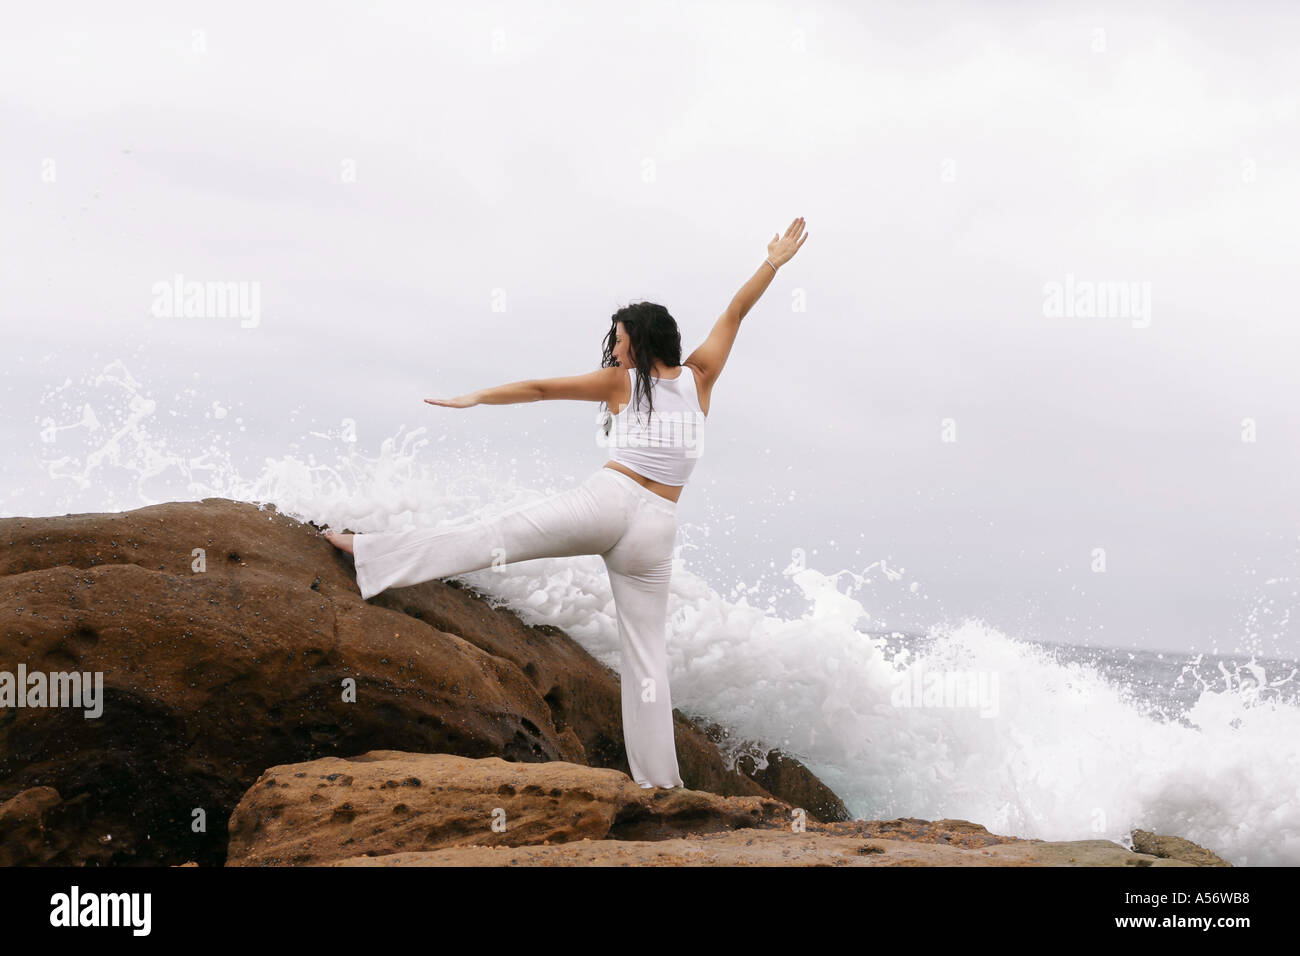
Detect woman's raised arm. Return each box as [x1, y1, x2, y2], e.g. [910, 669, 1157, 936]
[684, 217, 809, 387]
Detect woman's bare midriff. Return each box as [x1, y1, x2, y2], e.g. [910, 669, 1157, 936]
[602, 461, 686, 502]
[603, 363, 710, 504]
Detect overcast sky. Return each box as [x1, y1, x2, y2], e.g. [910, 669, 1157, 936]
[2, 0, 1298, 660]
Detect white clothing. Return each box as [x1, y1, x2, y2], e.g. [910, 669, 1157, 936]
[352, 466, 685, 788]
[602, 366, 706, 487]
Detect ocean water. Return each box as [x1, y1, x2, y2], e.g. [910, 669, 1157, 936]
[9, 365, 1299, 867]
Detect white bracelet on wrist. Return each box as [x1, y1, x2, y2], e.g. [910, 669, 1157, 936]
[764, 258, 778, 274]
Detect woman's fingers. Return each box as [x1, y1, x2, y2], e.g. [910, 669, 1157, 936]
[776, 219, 805, 243]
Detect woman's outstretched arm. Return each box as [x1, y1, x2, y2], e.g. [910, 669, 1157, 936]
[425, 365, 623, 409]
[684, 217, 809, 388]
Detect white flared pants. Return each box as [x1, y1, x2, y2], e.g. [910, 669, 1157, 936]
[352, 466, 684, 789]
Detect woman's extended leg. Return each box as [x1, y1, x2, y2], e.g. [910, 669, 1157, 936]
[352, 471, 628, 600]
[601, 500, 684, 789]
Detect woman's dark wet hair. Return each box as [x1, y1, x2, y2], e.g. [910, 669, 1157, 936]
[600, 301, 682, 429]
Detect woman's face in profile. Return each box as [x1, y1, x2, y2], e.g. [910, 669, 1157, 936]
[611, 321, 634, 368]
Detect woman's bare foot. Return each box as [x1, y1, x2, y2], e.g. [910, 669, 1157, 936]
[323, 530, 355, 555]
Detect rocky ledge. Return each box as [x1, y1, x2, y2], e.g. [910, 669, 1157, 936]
[217, 751, 1230, 867]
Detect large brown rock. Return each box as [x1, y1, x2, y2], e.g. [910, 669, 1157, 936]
[0, 498, 845, 865]
[226, 750, 791, 866]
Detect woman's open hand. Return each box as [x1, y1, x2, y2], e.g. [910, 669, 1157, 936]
[767, 216, 809, 268]
[425, 393, 480, 409]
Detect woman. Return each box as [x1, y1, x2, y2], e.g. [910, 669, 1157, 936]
[325, 217, 809, 788]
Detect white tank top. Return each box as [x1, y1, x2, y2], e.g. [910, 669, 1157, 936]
[601, 366, 707, 486]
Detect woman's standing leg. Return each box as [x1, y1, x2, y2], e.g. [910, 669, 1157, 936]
[352, 471, 628, 600]
[601, 494, 684, 789]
